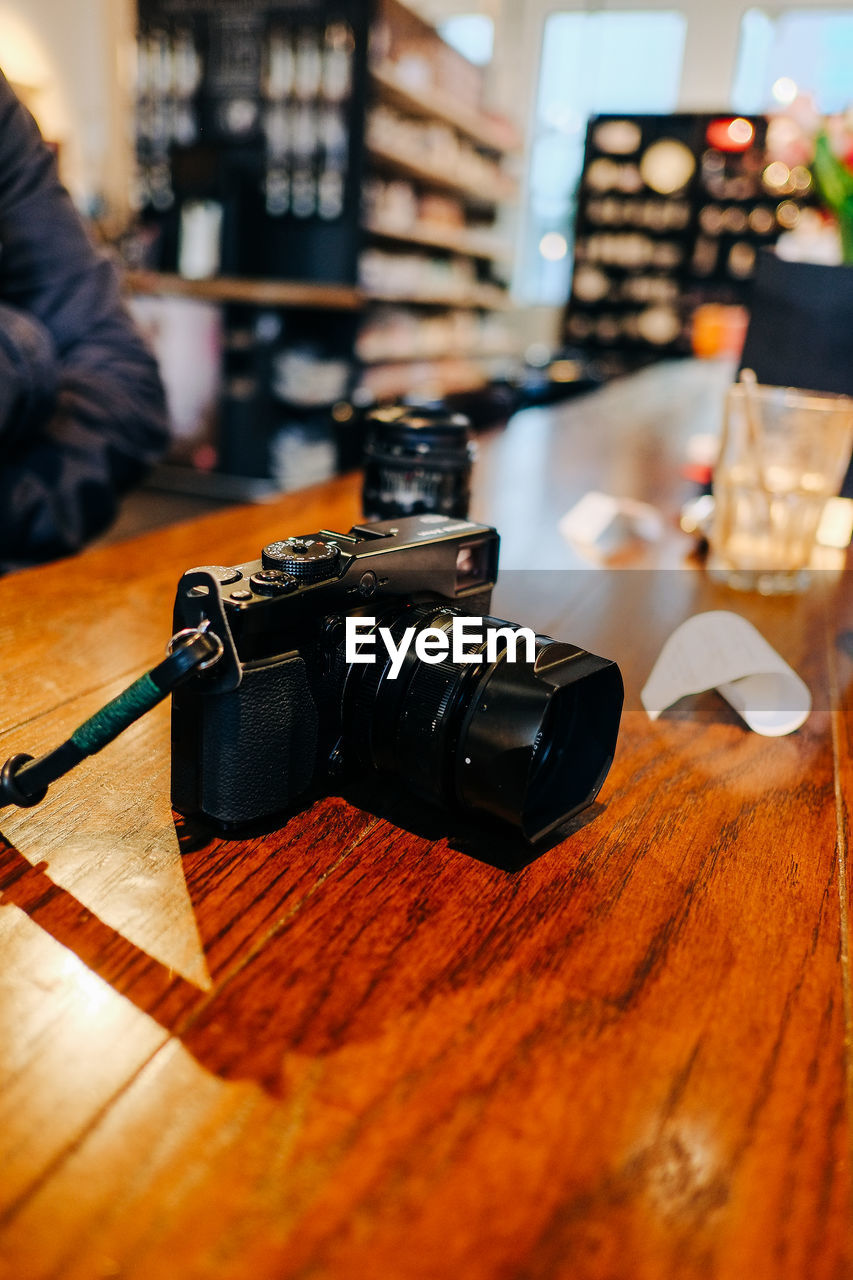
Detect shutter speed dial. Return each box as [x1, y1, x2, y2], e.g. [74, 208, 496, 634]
[262, 537, 341, 582]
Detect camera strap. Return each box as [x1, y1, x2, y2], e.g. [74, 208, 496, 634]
[0, 623, 223, 812]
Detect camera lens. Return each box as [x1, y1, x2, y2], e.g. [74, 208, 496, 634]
[342, 604, 623, 843]
[362, 405, 475, 520]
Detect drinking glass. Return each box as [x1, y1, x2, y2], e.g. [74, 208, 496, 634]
[708, 382, 853, 594]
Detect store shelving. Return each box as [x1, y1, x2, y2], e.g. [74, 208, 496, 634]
[357, 339, 516, 364]
[128, 0, 521, 488]
[365, 218, 511, 262]
[365, 139, 517, 207]
[125, 271, 363, 310]
[369, 62, 520, 155]
[564, 111, 812, 365]
[359, 357, 492, 402]
[362, 284, 511, 310]
[357, 0, 521, 402]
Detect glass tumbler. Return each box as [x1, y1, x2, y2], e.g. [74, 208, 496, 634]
[709, 382, 853, 594]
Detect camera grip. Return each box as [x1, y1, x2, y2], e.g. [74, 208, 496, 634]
[172, 654, 319, 827]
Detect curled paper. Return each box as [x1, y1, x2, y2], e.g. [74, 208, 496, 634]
[559, 491, 663, 562]
[641, 611, 811, 737]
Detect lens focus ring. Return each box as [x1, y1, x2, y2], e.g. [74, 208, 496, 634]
[343, 604, 481, 806]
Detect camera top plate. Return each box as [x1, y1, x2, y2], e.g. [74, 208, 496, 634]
[175, 515, 500, 668]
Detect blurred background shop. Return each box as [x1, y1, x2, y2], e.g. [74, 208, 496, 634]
[3, 0, 852, 526]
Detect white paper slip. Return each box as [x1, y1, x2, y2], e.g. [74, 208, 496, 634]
[641, 610, 811, 737]
[559, 491, 663, 562]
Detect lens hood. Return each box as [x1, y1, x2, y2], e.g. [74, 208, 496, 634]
[343, 605, 623, 844]
[456, 639, 623, 843]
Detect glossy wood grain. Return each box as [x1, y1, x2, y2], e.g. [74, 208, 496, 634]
[0, 361, 849, 1279]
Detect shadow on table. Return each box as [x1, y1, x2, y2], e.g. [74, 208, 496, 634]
[337, 776, 603, 872]
[167, 771, 599, 872]
[0, 840, 205, 1025]
[0, 782, 611, 1096]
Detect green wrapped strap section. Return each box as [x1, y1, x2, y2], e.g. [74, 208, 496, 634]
[70, 673, 165, 756]
[0, 628, 219, 810]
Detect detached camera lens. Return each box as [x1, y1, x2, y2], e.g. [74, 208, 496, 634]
[362, 405, 475, 520]
[342, 605, 623, 843]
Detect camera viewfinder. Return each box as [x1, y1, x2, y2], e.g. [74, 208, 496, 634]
[455, 540, 495, 594]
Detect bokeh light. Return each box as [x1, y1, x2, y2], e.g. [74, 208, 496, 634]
[539, 231, 568, 262]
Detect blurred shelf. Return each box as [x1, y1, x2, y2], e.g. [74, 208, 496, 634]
[359, 4, 518, 409]
[123, 271, 363, 310]
[365, 218, 512, 261]
[370, 62, 521, 155]
[366, 140, 516, 206]
[358, 358, 490, 400]
[358, 344, 517, 365]
[362, 284, 511, 309]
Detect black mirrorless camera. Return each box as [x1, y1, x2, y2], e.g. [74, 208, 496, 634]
[171, 515, 623, 843]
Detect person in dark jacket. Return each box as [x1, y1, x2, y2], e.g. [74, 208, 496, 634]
[0, 71, 169, 572]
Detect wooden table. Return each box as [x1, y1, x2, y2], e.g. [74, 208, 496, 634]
[0, 361, 850, 1279]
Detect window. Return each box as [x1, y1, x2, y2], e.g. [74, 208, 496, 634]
[732, 9, 853, 114]
[521, 10, 687, 305]
[438, 15, 494, 67]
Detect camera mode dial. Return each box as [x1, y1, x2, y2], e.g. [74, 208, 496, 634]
[262, 537, 341, 583]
